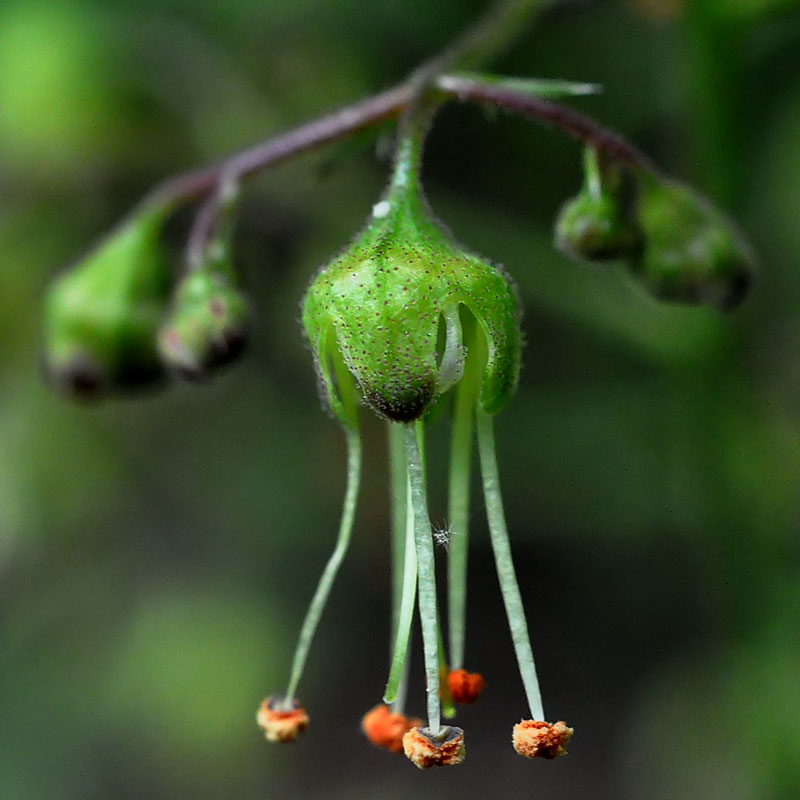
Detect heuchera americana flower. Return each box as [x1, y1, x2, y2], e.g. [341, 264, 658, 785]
[255, 103, 572, 768]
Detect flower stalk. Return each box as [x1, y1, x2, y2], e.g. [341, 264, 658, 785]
[446, 316, 482, 671]
[403, 422, 442, 734]
[476, 406, 545, 721]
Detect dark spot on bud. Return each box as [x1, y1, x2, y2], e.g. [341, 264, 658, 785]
[47, 354, 105, 399]
[718, 268, 752, 311]
[366, 379, 435, 422]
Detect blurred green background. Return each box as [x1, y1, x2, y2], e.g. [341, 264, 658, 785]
[2, 0, 800, 797]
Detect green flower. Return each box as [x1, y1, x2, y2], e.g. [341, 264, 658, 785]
[302, 140, 520, 424]
[262, 114, 569, 768]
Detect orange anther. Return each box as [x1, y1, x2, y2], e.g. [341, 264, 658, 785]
[512, 719, 573, 759]
[402, 725, 465, 769]
[361, 704, 422, 753]
[447, 668, 485, 704]
[256, 696, 309, 743]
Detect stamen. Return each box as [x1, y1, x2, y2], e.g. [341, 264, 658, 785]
[386, 422, 414, 715]
[387, 422, 407, 640]
[475, 406, 545, 722]
[403, 421, 443, 735]
[447, 345, 477, 670]
[402, 724, 465, 769]
[437, 619, 456, 719]
[383, 470, 417, 707]
[282, 425, 362, 705]
[447, 669, 485, 705]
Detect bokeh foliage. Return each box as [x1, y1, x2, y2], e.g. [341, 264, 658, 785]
[1, 0, 800, 798]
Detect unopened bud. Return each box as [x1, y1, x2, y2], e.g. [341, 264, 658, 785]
[630, 175, 754, 310]
[158, 269, 248, 380]
[42, 202, 172, 398]
[302, 164, 520, 424]
[555, 148, 641, 262]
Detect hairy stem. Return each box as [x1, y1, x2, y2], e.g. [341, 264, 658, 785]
[135, 2, 657, 216]
[404, 422, 442, 734]
[439, 73, 656, 172]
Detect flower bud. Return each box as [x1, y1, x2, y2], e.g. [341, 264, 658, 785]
[555, 148, 641, 263]
[42, 203, 172, 398]
[159, 176, 249, 380]
[629, 175, 754, 310]
[302, 182, 521, 424]
[157, 269, 248, 380]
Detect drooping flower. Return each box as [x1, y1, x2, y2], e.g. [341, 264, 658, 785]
[256, 99, 571, 767]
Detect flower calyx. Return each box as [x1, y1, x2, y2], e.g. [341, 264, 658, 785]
[302, 126, 521, 426]
[402, 725, 466, 769]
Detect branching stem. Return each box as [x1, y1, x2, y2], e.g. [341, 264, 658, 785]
[141, 0, 652, 214]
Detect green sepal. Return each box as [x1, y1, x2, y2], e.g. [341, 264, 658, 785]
[302, 171, 520, 423]
[42, 201, 173, 398]
[157, 268, 248, 381]
[629, 173, 755, 310]
[555, 147, 642, 263]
